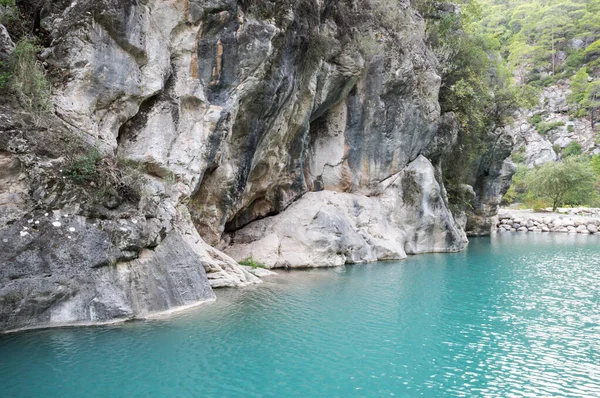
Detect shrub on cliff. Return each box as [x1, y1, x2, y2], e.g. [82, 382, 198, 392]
[5, 37, 51, 120]
[65, 145, 147, 207]
[0, 0, 17, 25]
[562, 141, 583, 158]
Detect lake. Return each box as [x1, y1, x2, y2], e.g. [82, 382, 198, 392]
[1, 233, 599, 397]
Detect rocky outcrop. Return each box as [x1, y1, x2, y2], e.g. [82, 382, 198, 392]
[225, 156, 467, 268]
[510, 83, 600, 168]
[1, 0, 474, 332]
[0, 24, 14, 60]
[497, 209, 600, 234]
[465, 129, 517, 236]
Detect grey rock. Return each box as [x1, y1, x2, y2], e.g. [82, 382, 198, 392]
[225, 156, 467, 268]
[465, 129, 516, 236]
[0, 24, 14, 59]
[0, 0, 486, 332]
[570, 39, 585, 50]
[0, 226, 215, 332]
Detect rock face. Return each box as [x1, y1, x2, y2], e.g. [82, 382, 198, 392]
[465, 129, 517, 236]
[0, 24, 14, 60]
[509, 83, 599, 169]
[225, 156, 467, 268]
[1, 1, 476, 332]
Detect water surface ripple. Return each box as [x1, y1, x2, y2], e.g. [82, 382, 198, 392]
[1, 233, 600, 397]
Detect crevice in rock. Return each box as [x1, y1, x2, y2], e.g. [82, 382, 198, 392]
[116, 92, 162, 148]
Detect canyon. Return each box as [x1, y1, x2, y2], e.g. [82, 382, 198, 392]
[0, 0, 510, 332]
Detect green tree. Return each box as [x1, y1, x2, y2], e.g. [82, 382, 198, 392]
[582, 81, 600, 128]
[567, 67, 589, 114]
[528, 159, 596, 211]
[590, 154, 600, 176]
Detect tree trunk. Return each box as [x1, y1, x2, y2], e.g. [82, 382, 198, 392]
[551, 25, 555, 75]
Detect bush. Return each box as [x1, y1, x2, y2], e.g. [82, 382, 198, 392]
[567, 125, 574, 132]
[67, 148, 102, 182]
[511, 146, 527, 163]
[0, 0, 17, 25]
[536, 120, 564, 135]
[529, 114, 542, 125]
[65, 145, 146, 205]
[562, 141, 583, 158]
[0, 61, 10, 89]
[524, 197, 550, 212]
[502, 164, 531, 205]
[528, 159, 597, 211]
[8, 37, 52, 120]
[552, 144, 561, 155]
[239, 257, 266, 269]
[590, 155, 600, 176]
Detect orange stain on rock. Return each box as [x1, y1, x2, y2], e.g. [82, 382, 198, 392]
[210, 39, 224, 85]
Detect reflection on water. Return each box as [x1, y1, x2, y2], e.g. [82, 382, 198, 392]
[1, 233, 599, 397]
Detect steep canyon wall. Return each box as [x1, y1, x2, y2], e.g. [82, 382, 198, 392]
[0, 0, 501, 332]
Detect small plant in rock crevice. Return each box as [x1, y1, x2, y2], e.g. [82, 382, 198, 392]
[65, 144, 147, 207]
[3, 37, 52, 121]
[239, 257, 266, 269]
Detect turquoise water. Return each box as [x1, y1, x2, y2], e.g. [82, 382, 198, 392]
[1, 233, 600, 397]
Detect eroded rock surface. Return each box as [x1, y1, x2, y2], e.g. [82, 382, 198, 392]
[1, 0, 480, 332]
[225, 156, 467, 268]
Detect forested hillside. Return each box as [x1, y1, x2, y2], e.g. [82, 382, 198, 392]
[476, 0, 600, 119]
[474, 0, 600, 209]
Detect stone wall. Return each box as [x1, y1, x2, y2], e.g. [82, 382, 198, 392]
[497, 209, 600, 234]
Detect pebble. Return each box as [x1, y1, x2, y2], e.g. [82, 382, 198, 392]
[52, 221, 61, 227]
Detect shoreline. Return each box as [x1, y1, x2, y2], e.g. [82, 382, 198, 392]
[0, 297, 217, 336]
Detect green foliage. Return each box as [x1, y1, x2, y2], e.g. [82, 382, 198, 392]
[590, 154, 600, 176]
[567, 124, 574, 132]
[0, 61, 10, 89]
[432, 4, 538, 194]
[583, 39, 600, 62]
[528, 159, 597, 211]
[476, 0, 600, 87]
[527, 197, 551, 212]
[65, 144, 147, 205]
[528, 114, 542, 125]
[511, 146, 527, 163]
[502, 164, 530, 204]
[535, 120, 564, 135]
[67, 148, 102, 182]
[568, 67, 590, 113]
[7, 37, 52, 120]
[582, 81, 600, 110]
[553, 144, 561, 154]
[562, 141, 583, 158]
[239, 257, 266, 269]
[0, 0, 17, 24]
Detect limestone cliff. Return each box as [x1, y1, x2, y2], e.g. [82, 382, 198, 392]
[0, 0, 477, 332]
